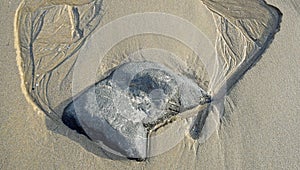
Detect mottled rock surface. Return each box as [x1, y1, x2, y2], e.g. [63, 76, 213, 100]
[64, 61, 207, 159]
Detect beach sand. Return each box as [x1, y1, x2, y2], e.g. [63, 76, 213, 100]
[0, 0, 299, 169]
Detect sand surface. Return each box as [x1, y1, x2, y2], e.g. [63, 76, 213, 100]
[1, 0, 299, 169]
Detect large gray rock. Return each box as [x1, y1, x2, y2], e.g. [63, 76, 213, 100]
[64, 61, 208, 159]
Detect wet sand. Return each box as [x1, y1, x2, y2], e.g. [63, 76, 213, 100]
[1, 0, 299, 169]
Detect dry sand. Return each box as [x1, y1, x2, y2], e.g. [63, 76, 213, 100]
[1, 0, 299, 169]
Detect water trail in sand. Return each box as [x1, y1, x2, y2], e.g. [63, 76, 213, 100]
[14, 0, 281, 159]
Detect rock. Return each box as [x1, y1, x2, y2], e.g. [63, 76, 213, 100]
[63, 61, 208, 159]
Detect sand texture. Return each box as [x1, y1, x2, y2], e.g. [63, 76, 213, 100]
[1, 0, 299, 169]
